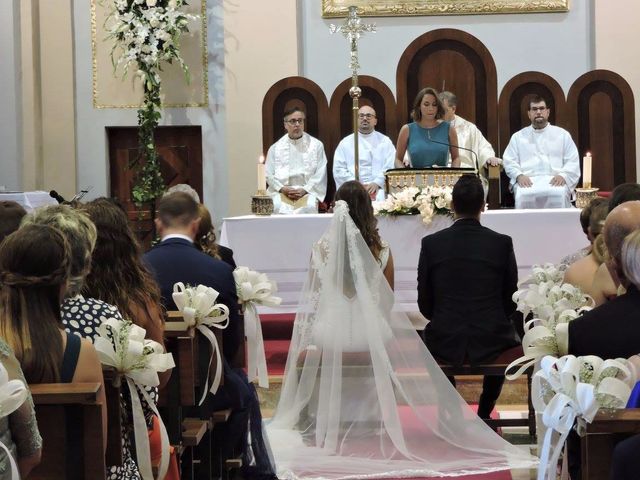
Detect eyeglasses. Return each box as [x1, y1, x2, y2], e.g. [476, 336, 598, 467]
[358, 113, 376, 119]
[530, 107, 548, 112]
[285, 118, 305, 125]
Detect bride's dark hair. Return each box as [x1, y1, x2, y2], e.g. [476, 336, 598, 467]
[334, 181, 384, 261]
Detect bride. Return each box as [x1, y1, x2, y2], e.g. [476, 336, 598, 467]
[266, 181, 537, 479]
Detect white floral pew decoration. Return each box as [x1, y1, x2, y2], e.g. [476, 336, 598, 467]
[234, 267, 282, 388]
[373, 186, 453, 225]
[172, 283, 230, 404]
[0, 362, 29, 480]
[533, 354, 637, 480]
[506, 263, 594, 380]
[95, 319, 175, 480]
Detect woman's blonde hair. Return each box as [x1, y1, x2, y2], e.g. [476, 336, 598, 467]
[621, 229, 640, 289]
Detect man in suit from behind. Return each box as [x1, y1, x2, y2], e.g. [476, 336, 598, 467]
[417, 174, 520, 419]
[144, 192, 275, 479]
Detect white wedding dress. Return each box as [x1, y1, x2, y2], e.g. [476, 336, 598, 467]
[266, 201, 537, 479]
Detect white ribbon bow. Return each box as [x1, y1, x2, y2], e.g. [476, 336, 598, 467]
[95, 318, 175, 480]
[234, 266, 282, 388]
[172, 283, 230, 403]
[0, 362, 28, 480]
[532, 355, 635, 480]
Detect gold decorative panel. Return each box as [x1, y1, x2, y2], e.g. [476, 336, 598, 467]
[92, 0, 208, 108]
[322, 0, 569, 17]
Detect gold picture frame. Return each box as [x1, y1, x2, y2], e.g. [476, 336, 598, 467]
[322, 0, 569, 17]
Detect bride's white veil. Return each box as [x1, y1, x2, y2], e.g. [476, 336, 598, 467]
[267, 200, 537, 479]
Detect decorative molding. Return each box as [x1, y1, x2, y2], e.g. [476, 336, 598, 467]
[322, 0, 569, 18]
[91, 0, 209, 109]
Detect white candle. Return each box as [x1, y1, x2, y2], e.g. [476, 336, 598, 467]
[583, 152, 592, 188]
[257, 155, 266, 192]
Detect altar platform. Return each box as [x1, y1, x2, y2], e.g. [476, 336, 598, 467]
[220, 208, 586, 314]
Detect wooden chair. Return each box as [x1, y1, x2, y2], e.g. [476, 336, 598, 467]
[578, 408, 640, 479]
[29, 383, 106, 480]
[437, 345, 536, 436]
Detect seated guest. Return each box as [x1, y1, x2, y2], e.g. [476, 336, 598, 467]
[439, 91, 500, 195]
[0, 339, 41, 478]
[0, 201, 26, 244]
[333, 105, 395, 201]
[502, 95, 580, 209]
[590, 183, 640, 305]
[417, 175, 519, 420]
[563, 198, 609, 294]
[265, 107, 327, 214]
[611, 434, 640, 480]
[560, 196, 609, 267]
[165, 183, 200, 203]
[0, 225, 106, 440]
[23, 203, 161, 479]
[196, 204, 236, 269]
[143, 192, 275, 479]
[568, 202, 640, 358]
[395, 87, 460, 168]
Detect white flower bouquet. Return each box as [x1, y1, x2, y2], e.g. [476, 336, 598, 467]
[95, 318, 175, 480]
[172, 283, 230, 402]
[533, 354, 636, 480]
[373, 186, 453, 225]
[234, 267, 282, 388]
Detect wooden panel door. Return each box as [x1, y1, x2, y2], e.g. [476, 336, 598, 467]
[107, 126, 203, 247]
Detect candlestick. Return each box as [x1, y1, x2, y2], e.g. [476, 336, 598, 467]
[583, 152, 592, 189]
[257, 155, 266, 194]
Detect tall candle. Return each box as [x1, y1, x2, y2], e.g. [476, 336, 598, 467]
[583, 152, 592, 188]
[257, 155, 266, 192]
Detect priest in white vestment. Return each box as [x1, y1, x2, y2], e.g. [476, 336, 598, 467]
[440, 92, 501, 196]
[503, 96, 580, 209]
[265, 107, 328, 214]
[333, 106, 395, 201]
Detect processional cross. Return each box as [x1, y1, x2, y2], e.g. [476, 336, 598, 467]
[330, 6, 375, 181]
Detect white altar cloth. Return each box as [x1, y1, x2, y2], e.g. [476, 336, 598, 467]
[220, 209, 586, 314]
[0, 191, 58, 211]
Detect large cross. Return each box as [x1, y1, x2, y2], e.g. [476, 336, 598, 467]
[330, 6, 375, 182]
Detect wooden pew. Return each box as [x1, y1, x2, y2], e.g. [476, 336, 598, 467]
[29, 383, 106, 480]
[437, 345, 536, 436]
[578, 408, 640, 479]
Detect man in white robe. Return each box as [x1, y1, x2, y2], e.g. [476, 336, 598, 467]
[503, 96, 580, 209]
[333, 105, 395, 201]
[266, 107, 328, 214]
[440, 91, 501, 196]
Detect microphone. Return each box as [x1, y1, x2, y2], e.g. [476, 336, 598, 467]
[49, 190, 66, 204]
[70, 186, 92, 203]
[426, 130, 480, 175]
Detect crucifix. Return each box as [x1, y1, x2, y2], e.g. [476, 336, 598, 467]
[330, 6, 375, 181]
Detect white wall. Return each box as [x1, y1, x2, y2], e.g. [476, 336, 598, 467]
[73, 0, 229, 224]
[301, 1, 593, 99]
[0, 0, 21, 190]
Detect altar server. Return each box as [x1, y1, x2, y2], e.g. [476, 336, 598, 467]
[265, 107, 327, 214]
[333, 105, 395, 201]
[503, 95, 580, 209]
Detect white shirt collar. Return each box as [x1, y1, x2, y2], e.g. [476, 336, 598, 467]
[161, 233, 194, 243]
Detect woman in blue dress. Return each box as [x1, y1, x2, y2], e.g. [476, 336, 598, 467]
[395, 87, 460, 168]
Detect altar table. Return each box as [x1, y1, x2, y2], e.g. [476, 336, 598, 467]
[220, 209, 586, 314]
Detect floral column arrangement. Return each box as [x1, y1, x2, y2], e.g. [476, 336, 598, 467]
[107, 0, 195, 203]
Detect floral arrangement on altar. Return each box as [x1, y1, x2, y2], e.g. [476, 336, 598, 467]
[105, 0, 196, 203]
[373, 186, 453, 225]
[234, 267, 282, 388]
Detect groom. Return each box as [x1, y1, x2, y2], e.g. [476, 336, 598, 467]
[417, 175, 520, 419]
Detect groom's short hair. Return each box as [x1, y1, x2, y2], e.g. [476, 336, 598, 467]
[157, 192, 199, 227]
[452, 175, 484, 216]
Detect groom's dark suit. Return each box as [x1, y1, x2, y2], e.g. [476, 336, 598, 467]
[417, 218, 520, 417]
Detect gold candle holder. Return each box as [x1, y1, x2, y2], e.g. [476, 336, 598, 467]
[251, 191, 274, 216]
[575, 187, 599, 209]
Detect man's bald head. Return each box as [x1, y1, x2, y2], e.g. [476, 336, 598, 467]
[604, 200, 640, 284]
